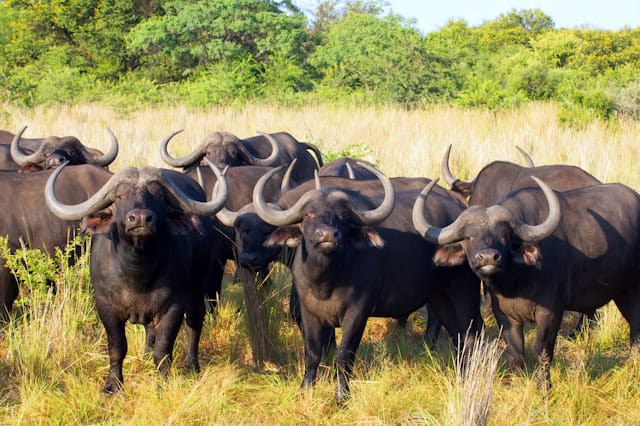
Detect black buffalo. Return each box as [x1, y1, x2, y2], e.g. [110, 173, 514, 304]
[442, 145, 602, 332]
[160, 130, 323, 182]
[1, 126, 118, 172]
[0, 165, 113, 323]
[441, 145, 600, 205]
[414, 177, 640, 385]
[318, 157, 377, 180]
[254, 165, 481, 401]
[45, 159, 229, 393]
[318, 157, 443, 342]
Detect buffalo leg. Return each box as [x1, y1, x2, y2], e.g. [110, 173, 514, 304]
[533, 308, 562, 387]
[95, 302, 127, 394]
[152, 304, 184, 378]
[614, 294, 640, 348]
[144, 323, 156, 355]
[333, 309, 368, 403]
[184, 296, 205, 373]
[493, 305, 525, 372]
[205, 263, 224, 314]
[424, 305, 442, 348]
[570, 310, 597, 338]
[428, 288, 478, 360]
[300, 304, 331, 388]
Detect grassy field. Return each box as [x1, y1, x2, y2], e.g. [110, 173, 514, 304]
[1, 102, 640, 424]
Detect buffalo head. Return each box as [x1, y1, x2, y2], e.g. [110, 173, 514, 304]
[160, 130, 280, 170]
[45, 159, 228, 249]
[253, 162, 395, 256]
[412, 177, 560, 278]
[11, 126, 118, 172]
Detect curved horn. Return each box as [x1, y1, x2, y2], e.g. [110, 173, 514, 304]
[280, 158, 298, 193]
[45, 161, 126, 221]
[413, 179, 468, 245]
[159, 130, 207, 168]
[440, 145, 460, 186]
[215, 206, 240, 227]
[216, 203, 256, 227]
[161, 159, 229, 216]
[253, 167, 322, 226]
[10, 126, 46, 166]
[345, 162, 356, 179]
[350, 162, 395, 225]
[488, 176, 561, 242]
[87, 128, 119, 166]
[314, 170, 321, 190]
[515, 146, 535, 167]
[239, 132, 281, 166]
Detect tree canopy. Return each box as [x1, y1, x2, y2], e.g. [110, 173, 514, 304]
[0, 0, 638, 125]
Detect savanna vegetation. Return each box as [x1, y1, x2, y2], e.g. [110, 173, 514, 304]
[1, 102, 640, 424]
[2, 0, 640, 423]
[0, 0, 639, 127]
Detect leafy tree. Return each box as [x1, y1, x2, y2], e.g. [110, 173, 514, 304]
[127, 0, 310, 84]
[2, 0, 147, 78]
[310, 11, 437, 105]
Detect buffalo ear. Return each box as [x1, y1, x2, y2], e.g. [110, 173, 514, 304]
[451, 181, 472, 198]
[512, 242, 543, 269]
[433, 243, 466, 267]
[264, 225, 302, 248]
[80, 209, 114, 235]
[351, 226, 384, 248]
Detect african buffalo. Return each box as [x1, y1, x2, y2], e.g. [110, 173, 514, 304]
[0, 164, 113, 324]
[45, 159, 229, 393]
[254, 165, 481, 401]
[442, 145, 602, 332]
[318, 158, 377, 180]
[160, 130, 323, 181]
[1, 126, 118, 172]
[318, 157, 443, 342]
[414, 177, 640, 385]
[441, 145, 600, 204]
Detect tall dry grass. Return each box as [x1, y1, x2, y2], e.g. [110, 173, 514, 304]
[1, 102, 640, 424]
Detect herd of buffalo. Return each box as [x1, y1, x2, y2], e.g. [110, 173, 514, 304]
[1, 125, 639, 402]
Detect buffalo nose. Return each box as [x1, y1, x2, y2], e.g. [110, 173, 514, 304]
[126, 209, 156, 227]
[315, 226, 341, 242]
[475, 249, 501, 264]
[45, 153, 67, 168]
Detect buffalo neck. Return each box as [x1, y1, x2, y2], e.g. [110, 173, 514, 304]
[109, 230, 165, 285]
[481, 266, 533, 299]
[296, 240, 352, 288]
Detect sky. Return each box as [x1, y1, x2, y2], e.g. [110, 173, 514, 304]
[297, 1, 640, 33]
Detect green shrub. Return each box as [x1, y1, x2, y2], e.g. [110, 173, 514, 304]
[608, 82, 640, 120]
[0, 235, 89, 313]
[322, 143, 380, 167]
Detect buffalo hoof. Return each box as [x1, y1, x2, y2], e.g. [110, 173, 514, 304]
[334, 388, 350, 405]
[186, 358, 200, 373]
[102, 378, 123, 395]
[300, 374, 317, 388]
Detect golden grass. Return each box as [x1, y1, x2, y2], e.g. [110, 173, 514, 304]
[1, 102, 640, 424]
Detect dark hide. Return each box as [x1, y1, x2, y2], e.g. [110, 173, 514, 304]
[433, 183, 640, 385]
[263, 177, 481, 401]
[75, 169, 223, 393]
[0, 165, 113, 323]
